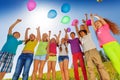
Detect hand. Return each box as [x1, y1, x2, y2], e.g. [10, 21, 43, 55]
[64, 28, 67, 33]
[36, 26, 40, 30]
[26, 27, 30, 31]
[16, 19, 22, 22]
[59, 30, 61, 33]
[82, 19, 86, 23]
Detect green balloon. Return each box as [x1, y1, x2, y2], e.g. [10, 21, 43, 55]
[61, 16, 70, 24]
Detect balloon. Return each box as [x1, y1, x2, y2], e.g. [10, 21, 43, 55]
[103, 42, 120, 74]
[71, 19, 79, 26]
[61, 3, 71, 13]
[27, 0, 36, 11]
[48, 9, 57, 19]
[86, 19, 91, 26]
[61, 16, 70, 24]
[97, 0, 102, 2]
[67, 27, 71, 32]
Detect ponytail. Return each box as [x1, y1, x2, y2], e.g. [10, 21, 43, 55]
[104, 18, 120, 35]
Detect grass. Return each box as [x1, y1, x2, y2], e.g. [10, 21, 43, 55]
[4, 61, 120, 80]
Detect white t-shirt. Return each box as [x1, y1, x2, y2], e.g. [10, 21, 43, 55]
[58, 43, 68, 56]
[80, 33, 96, 52]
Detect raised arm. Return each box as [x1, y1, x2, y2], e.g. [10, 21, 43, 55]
[25, 28, 30, 40]
[90, 14, 97, 31]
[94, 14, 107, 25]
[8, 19, 22, 34]
[82, 18, 90, 33]
[54, 31, 61, 44]
[64, 28, 69, 40]
[75, 24, 80, 38]
[36, 27, 41, 41]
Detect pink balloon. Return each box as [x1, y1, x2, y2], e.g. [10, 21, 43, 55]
[27, 0, 36, 11]
[71, 19, 79, 26]
[86, 19, 91, 26]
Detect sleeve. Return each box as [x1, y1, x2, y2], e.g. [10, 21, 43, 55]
[7, 34, 13, 39]
[103, 24, 109, 29]
[67, 39, 71, 43]
[18, 40, 23, 45]
[78, 38, 81, 44]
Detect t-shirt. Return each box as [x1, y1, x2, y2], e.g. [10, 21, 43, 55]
[23, 40, 38, 53]
[35, 41, 48, 56]
[58, 43, 68, 56]
[80, 33, 96, 52]
[49, 42, 57, 54]
[1, 34, 23, 55]
[96, 24, 116, 47]
[68, 38, 82, 54]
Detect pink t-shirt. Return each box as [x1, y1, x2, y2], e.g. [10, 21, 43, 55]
[96, 24, 116, 47]
[49, 42, 57, 54]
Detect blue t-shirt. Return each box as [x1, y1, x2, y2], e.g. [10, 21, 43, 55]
[1, 34, 23, 55]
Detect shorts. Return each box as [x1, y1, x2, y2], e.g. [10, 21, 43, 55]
[0, 52, 15, 73]
[48, 56, 57, 61]
[58, 56, 69, 63]
[34, 54, 47, 61]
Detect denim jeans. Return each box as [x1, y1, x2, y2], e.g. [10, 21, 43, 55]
[12, 53, 33, 80]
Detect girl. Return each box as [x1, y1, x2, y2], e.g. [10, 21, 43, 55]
[32, 28, 50, 80]
[74, 14, 110, 80]
[90, 14, 120, 74]
[47, 31, 61, 80]
[12, 27, 39, 80]
[58, 30, 69, 80]
[0, 19, 23, 80]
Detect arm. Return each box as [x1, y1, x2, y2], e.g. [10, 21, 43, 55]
[36, 27, 41, 41]
[8, 19, 22, 34]
[75, 24, 80, 38]
[64, 28, 69, 40]
[54, 31, 61, 44]
[90, 14, 97, 31]
[25, 28, 30, 40]
[94, 14, 107, 25]
[82, 18, 90, 33]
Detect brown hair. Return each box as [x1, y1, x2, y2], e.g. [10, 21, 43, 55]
[104, 18, 120, 35]
[59, 43, 68, 53]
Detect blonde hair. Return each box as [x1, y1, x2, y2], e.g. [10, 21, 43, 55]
[104, 18, 120, 35]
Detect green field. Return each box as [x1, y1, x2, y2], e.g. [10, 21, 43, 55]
[4, 61, 120, 80]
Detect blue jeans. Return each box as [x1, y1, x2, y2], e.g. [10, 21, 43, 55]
[12, 53, 33, 80]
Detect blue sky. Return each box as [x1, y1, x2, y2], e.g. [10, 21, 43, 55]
[0, 0, 120, 79]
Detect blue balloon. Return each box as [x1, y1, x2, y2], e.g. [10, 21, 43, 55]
[61, 3, 71, 13]
[48, 9, 57, 19]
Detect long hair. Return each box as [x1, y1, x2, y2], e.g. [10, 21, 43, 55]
[59, 43, 68, 53]
[25, 39, 30, 44]
[104, 18, 120, 35]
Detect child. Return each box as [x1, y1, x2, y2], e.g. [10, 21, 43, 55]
[47, 31, 61, 80]
[12, 27, 39, 80]
[32, 28, 50, 80]
[58, 30, 69, 80]
[65, 30, 88, 80]
[90, 14, 120, 74]
[74, 14, 110, 80]
[0, 19, 23, 80]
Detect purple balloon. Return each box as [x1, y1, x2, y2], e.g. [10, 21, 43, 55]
[67, 27, 71, 32]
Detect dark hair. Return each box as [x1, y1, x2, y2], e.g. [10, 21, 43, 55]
[70, 32, 75, 35]
[104, 18, 120, 35]
[59, 43, 68, 53]
[78, 30, 87, 35]
[13, 32, 20, 36]
[25, 39, 30, 44]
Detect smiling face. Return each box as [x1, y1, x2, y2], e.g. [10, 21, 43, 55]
[50, 38, 56, 43]
[94, 20, 103, 29]
[70, 32, 75, 39]
[29, 34, 35, 41]
[42, 33, 48, 42]
[13, 32, 20, 39]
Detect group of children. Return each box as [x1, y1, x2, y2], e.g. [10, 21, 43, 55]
[0, 14, 120, 80]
